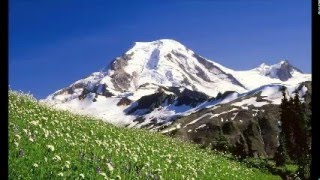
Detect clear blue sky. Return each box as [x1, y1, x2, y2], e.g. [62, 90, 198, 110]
[9, 0, 311, 99]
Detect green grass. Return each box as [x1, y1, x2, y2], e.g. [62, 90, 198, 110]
[9, 91, 281, 179]
[241, 157, 298, 178]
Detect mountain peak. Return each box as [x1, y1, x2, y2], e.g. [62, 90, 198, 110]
[273, 60, 290, 68]
[257, 60, 289, 69]
[278, 60, 289, 65]
[254, 60, 303, 81]
[130, 39, 187, 54]
[134, 39, 182, 45]
[102, 39, 247, 96]
[258, 63, 270, 69]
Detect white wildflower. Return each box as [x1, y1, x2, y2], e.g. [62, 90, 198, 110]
[15, 134, 21, 140]
[30, 120, 39, 126]
[107, 163, 114, 172]
[99, 172, 107, 178]
[177, 163, 182, 169]
[144, 163, 150, 167]
[14, 142, 19, 147]
[95, 140, 102, 146]
[66, 133, 71, 138]
[47, 145, 55, 152]
[57, 172, 63, 177]
[29, 137, 34, 142]
[44, 130, 49, 138]
[79, 174, 85, 179]
[33, 163, 38, 168]
[53, 155, 61, 161]
[133, 156, 138, 162]
[65, 161, 71, 168]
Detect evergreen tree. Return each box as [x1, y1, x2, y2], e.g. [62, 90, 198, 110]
[286, 96, 296, 158]
[276, 90, 311, 178]
[292, 92, 310, 179]
[274, 130, 289, 166]
[274, 87, 290, 165]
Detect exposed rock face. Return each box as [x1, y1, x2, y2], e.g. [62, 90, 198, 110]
[54, 82, 86, 97]
[297, 81, 311, 104]
[126, 91, 176, 115]
[258, 60, 303, 81]
[243, 120, 266, 157]
[164, 106, 279, 158]
[117, 97, 132, 106]
[257, 111, 279, 157]
[109, 54, 133, 92]
[267, 63, 292, 81]
[161, 84, 311, 158]
[175, 89, 209, 107]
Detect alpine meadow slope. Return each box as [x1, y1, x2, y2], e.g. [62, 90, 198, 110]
[9, 91, 281, 179]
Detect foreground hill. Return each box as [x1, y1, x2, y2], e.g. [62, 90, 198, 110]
[9, 91, 280, 179]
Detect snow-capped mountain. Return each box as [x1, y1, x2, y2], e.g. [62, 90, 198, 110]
[254, 60, 302, 81]
[206, 60, 310, 90]
[43, 39, 311, 129]
[71, 39, 246, 98]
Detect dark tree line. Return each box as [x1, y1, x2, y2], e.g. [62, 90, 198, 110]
[274, 87, 311, 179]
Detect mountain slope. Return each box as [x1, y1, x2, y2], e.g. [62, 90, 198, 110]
[160, 81, 311, 158]
[9, 91, 281, 179]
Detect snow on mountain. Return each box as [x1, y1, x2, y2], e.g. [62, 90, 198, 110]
[254, 60, 302, 80]
[102, 39, 246, 97]
[209, 59, 310, 90]
[43, 39, 311, 128]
